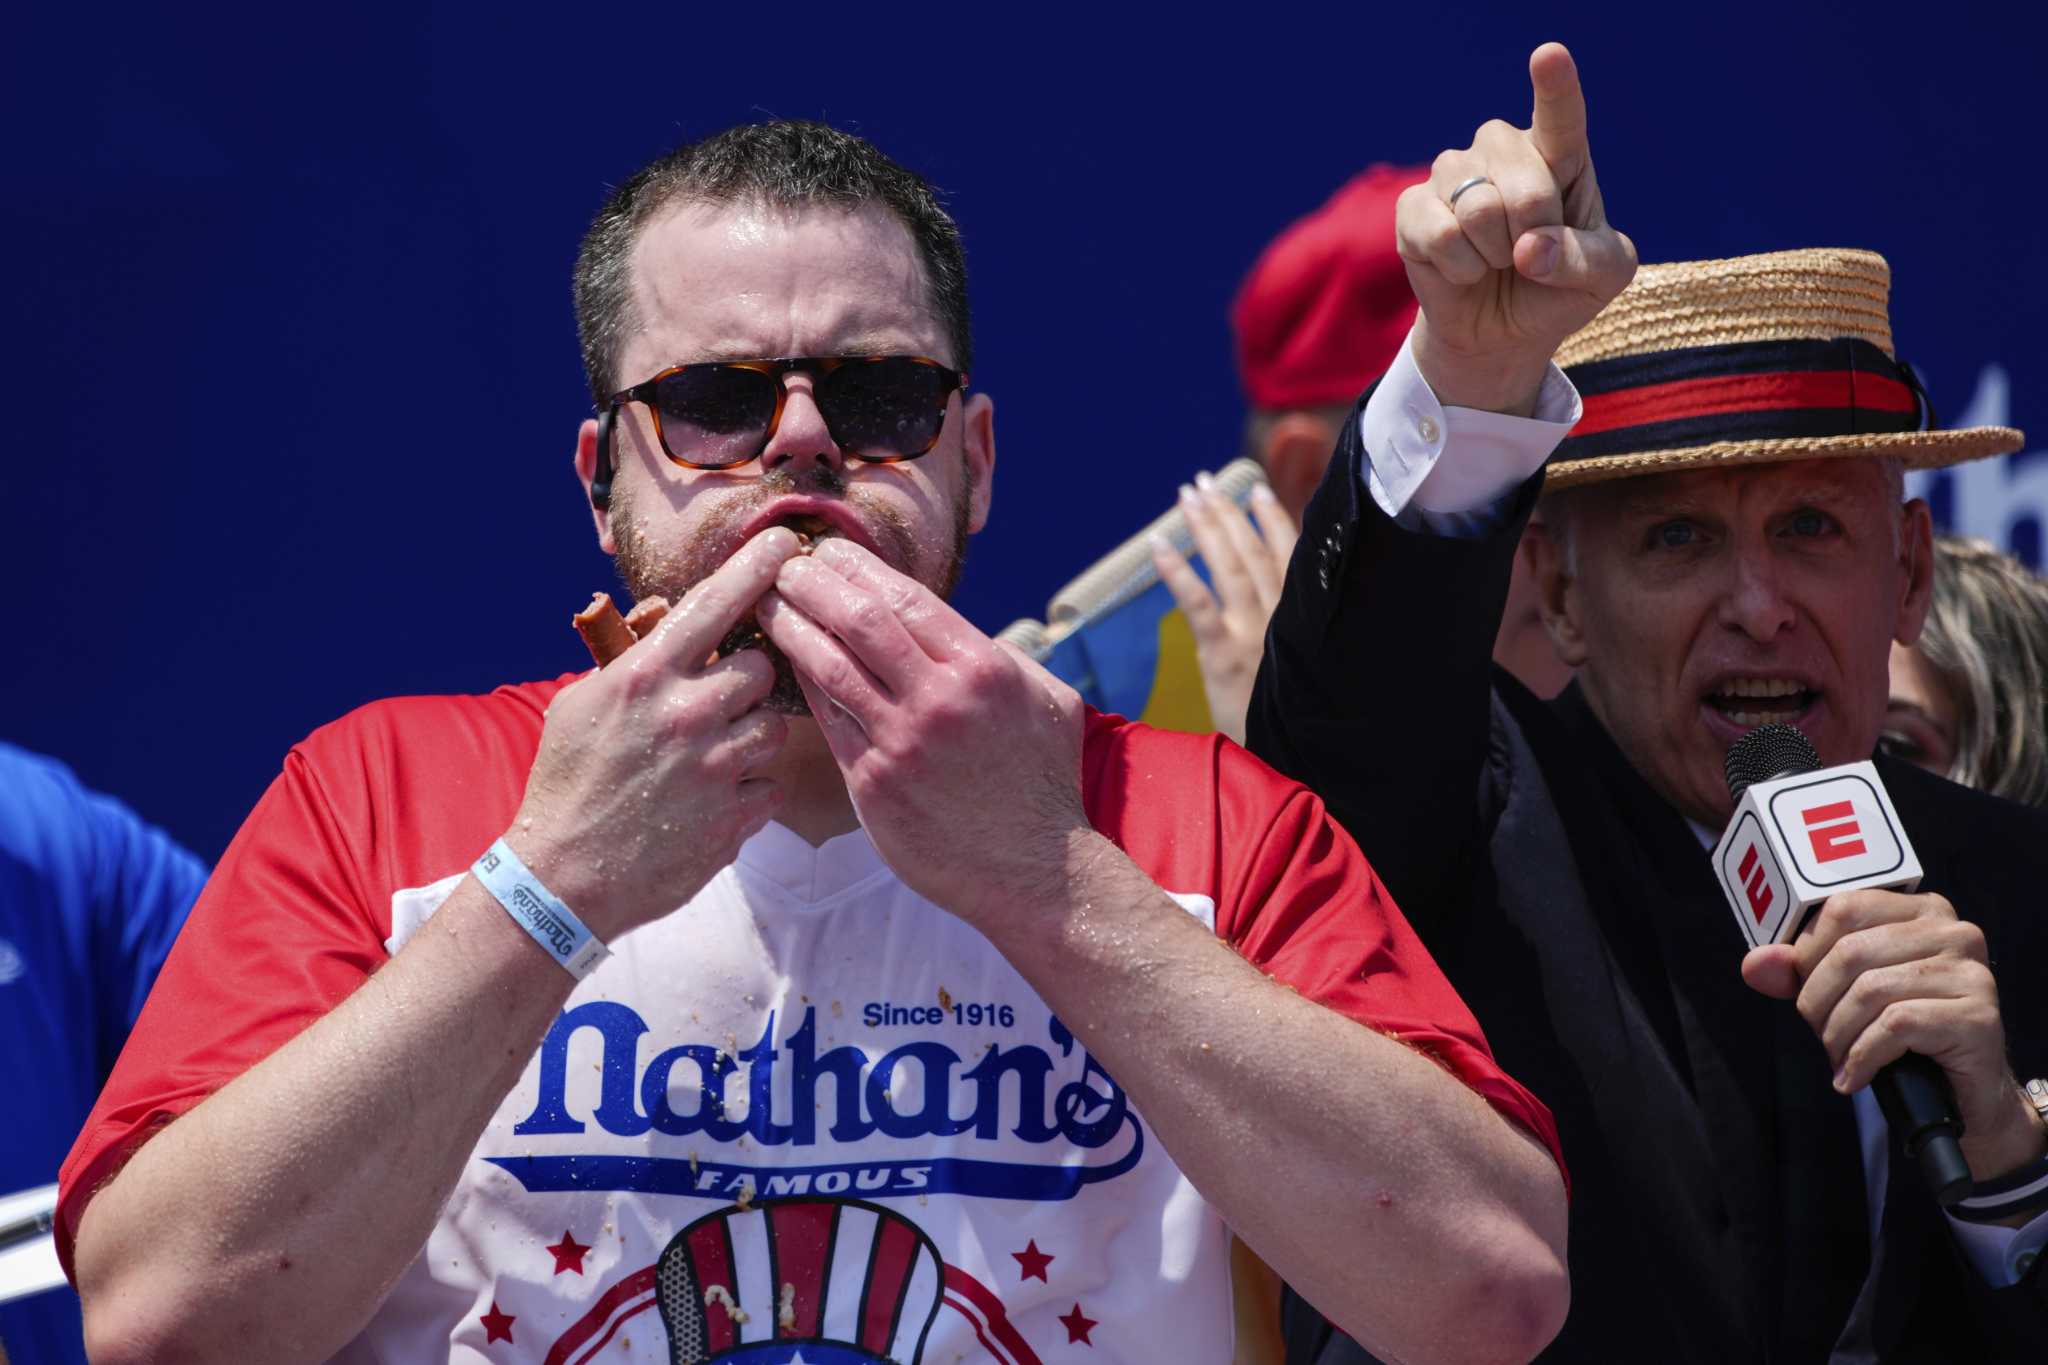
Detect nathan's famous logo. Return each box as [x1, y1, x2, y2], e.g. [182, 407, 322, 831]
[488, 1004, 1144, 1202]
[547, 1196, 1045, 1365]
[508, 885, 576, 956]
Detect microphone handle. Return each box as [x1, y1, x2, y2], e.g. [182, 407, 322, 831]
[1872, 1051, 1973, 1206]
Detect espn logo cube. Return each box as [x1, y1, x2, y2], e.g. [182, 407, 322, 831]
[1711, 761, 1921, 949]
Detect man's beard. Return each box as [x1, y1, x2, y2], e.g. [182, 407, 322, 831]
[610, 464, 971, 715]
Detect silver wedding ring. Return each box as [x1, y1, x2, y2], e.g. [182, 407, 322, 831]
[1447, 175, 1493, 210]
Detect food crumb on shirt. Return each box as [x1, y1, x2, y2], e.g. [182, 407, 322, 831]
[704, 1284, 749, 1324]
[937, 985, 953, 1010]
[735, 1180, 755, 1211]
[778, 1282, 797, 1330]
[689, 1151, 699, 1176]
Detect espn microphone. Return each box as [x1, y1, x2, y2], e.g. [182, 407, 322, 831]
[1711, 723, 1973, 1206]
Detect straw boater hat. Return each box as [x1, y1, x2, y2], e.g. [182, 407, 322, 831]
[1542, 247, 2025, 490]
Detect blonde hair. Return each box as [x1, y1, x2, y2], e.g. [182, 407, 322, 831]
[1915, 536, 2048, 808]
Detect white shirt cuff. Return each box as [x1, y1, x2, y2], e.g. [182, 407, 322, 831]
[1946, 1201, 2048, 1285]
[1359, 328, 1581, 534]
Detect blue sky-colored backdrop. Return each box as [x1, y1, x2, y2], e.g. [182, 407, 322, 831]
[3, 3, 2041, 859]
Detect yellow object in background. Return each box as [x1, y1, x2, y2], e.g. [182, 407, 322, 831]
[998, 459, 1266, 735]
[1137, 606, 1217, 734]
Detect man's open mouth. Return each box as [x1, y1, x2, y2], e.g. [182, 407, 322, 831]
[774, 512, 838, 544]
[739, 497, 873, 553]
[1703, 677, 1819, 729]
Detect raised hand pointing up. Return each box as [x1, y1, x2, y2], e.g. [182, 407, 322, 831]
[1396, 43, 1636, 414]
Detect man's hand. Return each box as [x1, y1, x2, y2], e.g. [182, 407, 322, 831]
[1742, 889, 2048, 1182]
[1151, 475, 1299, 744]
[1397, 41, 1636, 414]
[755, 538, 1089, 928]
[509, 527, 807, 940]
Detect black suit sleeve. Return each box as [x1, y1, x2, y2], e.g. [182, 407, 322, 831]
[1245, 384, 1541, 931]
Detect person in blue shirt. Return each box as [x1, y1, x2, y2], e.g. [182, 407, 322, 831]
[0, 741, 206, 1365]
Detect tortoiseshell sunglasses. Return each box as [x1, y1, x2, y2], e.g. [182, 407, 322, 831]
[596, 354, 967, 483]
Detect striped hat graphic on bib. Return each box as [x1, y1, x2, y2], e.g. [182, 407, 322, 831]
[549, 1197, 959, 1365]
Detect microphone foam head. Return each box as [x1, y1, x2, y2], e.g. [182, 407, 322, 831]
[1724, 723, 1823, 800]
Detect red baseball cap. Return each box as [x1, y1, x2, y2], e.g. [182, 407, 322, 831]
[1232, 163, 1429, 410]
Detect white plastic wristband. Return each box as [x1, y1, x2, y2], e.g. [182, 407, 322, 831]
[472, 838, 610, 980]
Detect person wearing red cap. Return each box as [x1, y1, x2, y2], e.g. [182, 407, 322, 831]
[1232, 164, 1427, 522]
[1156, 165, 1570, 747]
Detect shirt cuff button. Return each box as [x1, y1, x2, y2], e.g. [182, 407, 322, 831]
[1419, 417, 1440, 443]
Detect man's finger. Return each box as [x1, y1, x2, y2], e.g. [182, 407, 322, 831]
[1514, 225, 1637, 300]
[1834, 995, 1994, 1094]
[789, 669, 873, 773]
[1795, 919, 1988, 1044]
[774, 555, 922, 695]
[755, 590, 889, 732]
[807, 537, 973, 660]
[1448, 177, 1514, 272]
[1815, 956, 1989, 1075]
[646, 526, 804, 668]
[1481, 135, 1566, 252]
[1791, 888, 1953, 977]
[1150, 534, 1223, 641]
[1741, 944, 1803, 1000]
[1396, 187, 1489, 287]
[693, 649, 779, 721]
[1528, 42, 1588, 177]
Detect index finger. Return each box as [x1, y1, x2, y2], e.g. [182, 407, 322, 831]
[807, 537, 974, 659]
[1528, 42, 1588, 174]
[1790, 888, 1937, 975]
[643, 527, 805, 666]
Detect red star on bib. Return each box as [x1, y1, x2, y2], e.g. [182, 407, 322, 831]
[1058, 1302, 1097, 1346]
[480, 1300, 516, 1344]
[1011, 1239, 1054, 1282]
[546, 1230, 590, 1275]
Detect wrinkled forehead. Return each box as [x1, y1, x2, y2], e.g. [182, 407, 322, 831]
[620, 197, 944, 376]
[1576, 458, 1901, 527]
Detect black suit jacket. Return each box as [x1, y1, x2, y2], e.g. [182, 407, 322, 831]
[1247, 399, 2048, 1362]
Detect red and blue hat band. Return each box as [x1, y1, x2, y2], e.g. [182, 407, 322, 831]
[1553, 337, 1931, 463]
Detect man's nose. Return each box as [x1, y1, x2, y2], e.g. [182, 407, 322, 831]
[759, 375, 845, 476]
[1717, 544, 1797, 641]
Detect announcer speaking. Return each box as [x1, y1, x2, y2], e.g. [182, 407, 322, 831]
[1251, 42, 2048, 1363]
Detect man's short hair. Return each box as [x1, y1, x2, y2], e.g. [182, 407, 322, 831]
[573, 121, 972, 408]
